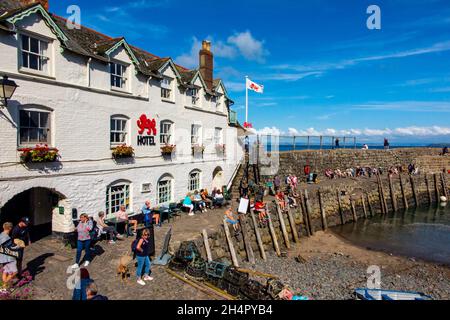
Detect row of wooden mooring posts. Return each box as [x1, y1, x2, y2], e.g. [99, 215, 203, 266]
[206, 172, 449, 267]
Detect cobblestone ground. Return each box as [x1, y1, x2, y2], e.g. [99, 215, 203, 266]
[22, 209, 226, 300]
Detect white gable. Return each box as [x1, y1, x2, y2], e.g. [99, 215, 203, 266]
[160, 62, 177, 79]
[109, 45, 132, 64]
[14, 12, 57, 40]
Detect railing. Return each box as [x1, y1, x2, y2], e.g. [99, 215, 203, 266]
[256, 135, 358, 151]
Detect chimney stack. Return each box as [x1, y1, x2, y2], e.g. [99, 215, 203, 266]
[21, 0, 49, 10]
[199, 40, 213, 90]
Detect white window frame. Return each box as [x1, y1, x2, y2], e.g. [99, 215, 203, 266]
[191, 124, 202, 145]
[161, 77, 173, 101]
[214, 128, 223, 145]
[110, 62, 127, 90]
[19, 33, 50, 75]
[106, 182, 131, 217]
[158, 177, 173, 205]
[110, 115, 129, 146]
[189, 170, 201, 192]
[18, 108, 51, 147]
[160, 120, 174, 145]
[188, 88, 199, 106]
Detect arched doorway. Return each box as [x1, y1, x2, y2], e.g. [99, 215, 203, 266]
[0, 188, 65, 241]
[212, 167, 224, 190]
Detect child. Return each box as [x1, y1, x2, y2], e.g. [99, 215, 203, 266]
[224, 206, 240, 235]
[0, 222, 20, 292]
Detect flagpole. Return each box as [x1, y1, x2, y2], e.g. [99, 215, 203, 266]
[245, 75, 249, 123]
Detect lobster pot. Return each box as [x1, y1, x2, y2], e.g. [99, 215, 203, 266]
[168, 258, 188, 271]
[240, 280, 271, 300]
[175, 241, 200, 263]
[205, 261, 229, 279]
[185, 258, 206, 280]
[223, 267, 249, 287]
[221, 280, 241, 297]
[266, 279, 285, 300]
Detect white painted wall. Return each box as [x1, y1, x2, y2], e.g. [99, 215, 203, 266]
[0, 12, 241, 233]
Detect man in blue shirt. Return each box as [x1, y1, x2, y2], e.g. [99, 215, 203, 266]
[142, 201, 153, 228]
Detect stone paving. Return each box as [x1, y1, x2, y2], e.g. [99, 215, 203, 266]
[21, 208, 228, 300]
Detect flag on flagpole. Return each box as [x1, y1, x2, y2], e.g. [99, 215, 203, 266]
[246, 78, 264, 93]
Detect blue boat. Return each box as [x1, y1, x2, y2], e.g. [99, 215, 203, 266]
[355, 288, 433, 301]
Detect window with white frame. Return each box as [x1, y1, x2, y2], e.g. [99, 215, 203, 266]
[110, 62, 127, 89]
[160, 120, 173, 144]
[106, 182, 130, 216]
[214, 128, 223, 145]
[110, 116, 128, 145]
[158, 176, 173, 204]
[161, 78, 172, 100]
[189, 170, 201, 192]
[188, 88, 199, 106]
[191, 124, 201, 145]
[19, 109, 50, 145]
[20, 34, 49, 73]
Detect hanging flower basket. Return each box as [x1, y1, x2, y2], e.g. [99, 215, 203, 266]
[112, 144, 135, 159]
[192, 144, 205, 155]
[161, 144, 176, 156]
[18, 144, 60, 163]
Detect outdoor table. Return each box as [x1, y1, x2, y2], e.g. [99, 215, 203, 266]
[105, 212, 140, 237]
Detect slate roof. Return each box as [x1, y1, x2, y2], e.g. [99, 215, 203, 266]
[0, 0, 230, 98]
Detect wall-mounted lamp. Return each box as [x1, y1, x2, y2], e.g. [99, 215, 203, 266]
[0, 75, 18, 108]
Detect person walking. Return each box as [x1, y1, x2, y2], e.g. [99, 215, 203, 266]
[71, 213, 93, 269]
[0, 222, 20, 292]
[335, 138, 340, 149]
[11, 217, 31, 276]
[384, 138, 390, 150]
[135, 229, 153, 286]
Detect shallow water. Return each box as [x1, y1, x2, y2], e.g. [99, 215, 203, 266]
[332, 205, 450, 265]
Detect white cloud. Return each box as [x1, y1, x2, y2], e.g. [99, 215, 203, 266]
[175, 37, 202, 68]
[257, 127, 283, 136]
[227, 31, 269, 63]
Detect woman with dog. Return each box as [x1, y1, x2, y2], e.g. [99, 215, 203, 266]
[136, 228, 154, 286]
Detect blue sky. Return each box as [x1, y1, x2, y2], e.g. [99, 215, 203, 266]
[51, 0, 450, 143]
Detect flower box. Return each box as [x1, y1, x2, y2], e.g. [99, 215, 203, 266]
[112, 144, 135, 159]
[18, 144, 60, 163]
[192, 144, 205, 155]
[161, 144, 176, 156]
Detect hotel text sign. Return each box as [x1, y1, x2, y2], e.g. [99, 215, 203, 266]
[137, 114, 157, 146]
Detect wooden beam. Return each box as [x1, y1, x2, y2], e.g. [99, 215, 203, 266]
[223, 219, 239, 267]
[366, 193, 374, 217]
[388, 175, 398, 212]
[379, 174, 388, 214]
[275, 202, 291, 249]
[425, 175, 432, 205]
[304, 189, 314, 235]
[250, 210, 266, 261]
[361, 195, 368, 219]
[318, 189, 328, 230]
[202, 229, 213, 263]
[285, 196, 300, 244]
[239, 214, 256, 265]
[440, 172, 448, 199]
[399, 174, 409, 210]
[350, 198, 358, 222]
[434, 173, 440, 203]
[377, 174, 386, 214]
[299, 190, 311, 236]
[266, 207, 281, 257]
[337, 190, 345, 225]
[410, 175, 419, 207]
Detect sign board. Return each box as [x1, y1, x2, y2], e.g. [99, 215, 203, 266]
[59, 206, 65, 215]
[238, 198, 250, 214]
[137, 114, 157, 146]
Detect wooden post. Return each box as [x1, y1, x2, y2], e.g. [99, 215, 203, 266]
[399, 174, 409, 210]
[202, 229, 213, 263]
[298, 190, 311, 236]
[350, 198, 358, 222]
[275, 203, 291, 249]
[366, 193, 374, 217]
[441, 172, 448, 199]
[223, 219, 239, 267]
[239, 214, 255, 265]
[318, 189, 328, 230]
[304, 189, 314, 235]
[377, 174, 386, 214]
[266, 207, 281, 257]
[285, 196, 300, 243]
[410, 175, 419, 207]
[337, 190, 345, 225]
[425, 175, 432, 205]
[434, 173, 440, 203]
[250, 210, 266, 261]
[361, 195, 368, 219]
[388, 175, 398, 212]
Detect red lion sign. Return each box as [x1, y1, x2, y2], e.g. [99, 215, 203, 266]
[137, 114, 157, 136]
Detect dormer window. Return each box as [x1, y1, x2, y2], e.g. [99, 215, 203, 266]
[110, 62, 127, 89]
[20, 35, 49, 73]
[188, 88, 198, 106]
[161, 78, 172, 100]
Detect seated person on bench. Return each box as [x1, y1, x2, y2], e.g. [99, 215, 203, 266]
[193, 190, 207, 213]
[96, 212, 122, 244]
[276, 191, 287, 211]
[115, 205, 138, 236]
[224, 205, 240, 235]
[213, 190, 225, 208]
[200, 189, 213, 209]
[183, 193, 195, 216]
[255, 200, 268, 224]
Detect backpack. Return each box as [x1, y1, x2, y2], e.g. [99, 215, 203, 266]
[131, 239, 139, 253]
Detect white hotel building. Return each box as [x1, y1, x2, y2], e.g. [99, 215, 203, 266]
[0, 0, 242, 237]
